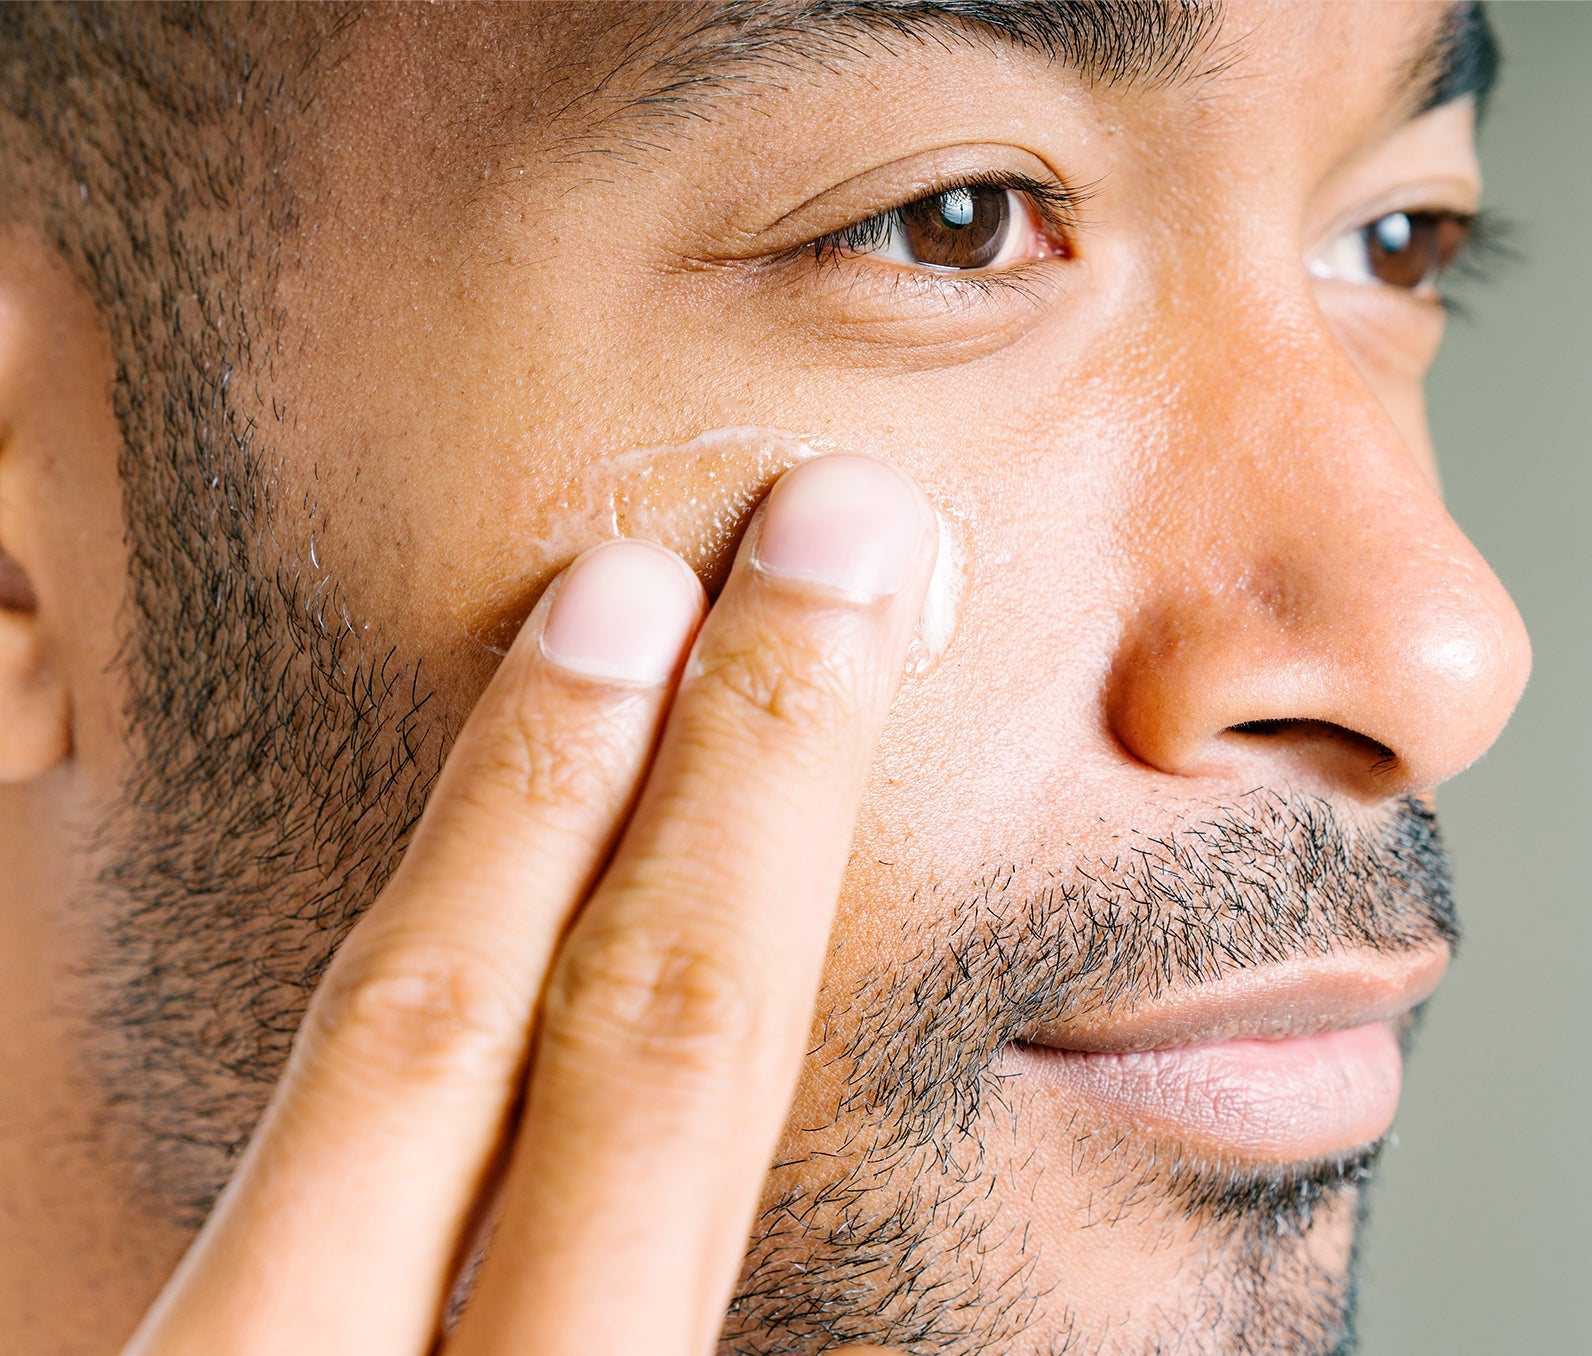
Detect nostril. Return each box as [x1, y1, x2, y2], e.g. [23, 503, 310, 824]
[1224, 718, 1401, 787]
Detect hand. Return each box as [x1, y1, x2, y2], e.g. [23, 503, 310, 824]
[121, 454, 936, 1356]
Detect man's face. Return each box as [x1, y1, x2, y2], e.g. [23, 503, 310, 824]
[3, 2, 1532, 1352]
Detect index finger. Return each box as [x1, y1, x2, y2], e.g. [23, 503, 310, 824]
[452, 453, 939, 1355]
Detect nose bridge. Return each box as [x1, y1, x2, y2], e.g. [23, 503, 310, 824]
[1109, 291, 1531, 796]
[1149, 302, 1433, 611]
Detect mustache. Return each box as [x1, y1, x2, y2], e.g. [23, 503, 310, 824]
[833, 790, 1454, 1146]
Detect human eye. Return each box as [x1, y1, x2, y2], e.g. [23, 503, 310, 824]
[1309, 208, 1484, 298]
[812, 174, 1074, 277]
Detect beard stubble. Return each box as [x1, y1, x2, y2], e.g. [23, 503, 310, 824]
[88, 490, 1454, 1351]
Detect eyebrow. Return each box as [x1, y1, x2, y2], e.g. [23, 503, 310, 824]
[1406, 1, 1500, 118]
[610, 0, 1226, 123]
[597, 0, 1495, 137]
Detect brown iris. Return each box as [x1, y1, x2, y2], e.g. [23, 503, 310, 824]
[895, 186, 1013, 269]
[1364, 211, 1471, 291]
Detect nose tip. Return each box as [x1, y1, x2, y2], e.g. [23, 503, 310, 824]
[1097, 271, 1537, 804]
[1385, 570, 1533, 791]
[1108, 504, 1532, 801]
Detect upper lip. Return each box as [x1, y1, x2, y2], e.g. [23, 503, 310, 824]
[1018, 947, 1450, 1054]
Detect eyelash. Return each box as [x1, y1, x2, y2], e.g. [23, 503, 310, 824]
[1436, 207, 1516, 313]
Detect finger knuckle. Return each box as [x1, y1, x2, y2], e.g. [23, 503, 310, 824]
[543, 919, 762, 1079]
[307, 941, 523, 1088]
[465, 697, 639, 814]
[694, 631, 858, 736]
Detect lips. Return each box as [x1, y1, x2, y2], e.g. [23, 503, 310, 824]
[1010, 947, 1448, 1160]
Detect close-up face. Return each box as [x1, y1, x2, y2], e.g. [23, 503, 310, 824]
[0, 2, 1534, 1353]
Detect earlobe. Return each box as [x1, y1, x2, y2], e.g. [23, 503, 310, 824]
[0, 545, 69, 781]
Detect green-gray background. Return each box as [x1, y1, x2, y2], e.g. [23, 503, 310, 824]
[1356, 4, 1590, 1352]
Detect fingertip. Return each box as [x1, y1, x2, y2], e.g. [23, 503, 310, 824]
[537, 539, 705, 686]
[751, 452, 937, 603]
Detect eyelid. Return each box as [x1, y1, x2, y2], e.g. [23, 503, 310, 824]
[726, 144, 1087, 259]
[1307, 178, 1480, 264]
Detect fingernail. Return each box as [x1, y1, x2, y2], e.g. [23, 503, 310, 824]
[752, 453, 929, 600]
[540, 540, 702, 683]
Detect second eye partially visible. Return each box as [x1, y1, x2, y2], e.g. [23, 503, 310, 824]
[1309, 208, 1506, 301]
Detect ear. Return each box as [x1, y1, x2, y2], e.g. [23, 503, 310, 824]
[0, 504, 70, 781]
[0, 235, 99, 785]
[0, 230, 128, 789]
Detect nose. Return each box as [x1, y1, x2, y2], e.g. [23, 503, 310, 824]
[1106, 302, 1531, 800]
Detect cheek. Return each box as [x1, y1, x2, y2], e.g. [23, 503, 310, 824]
[1399, 385, 1441, 491]
[453, 427, 815, 652]
[605, 428, 816, 590]
[450, 425, 969, 677]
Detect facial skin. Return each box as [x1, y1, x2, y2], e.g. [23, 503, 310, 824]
[0, 2, 1530, 1353]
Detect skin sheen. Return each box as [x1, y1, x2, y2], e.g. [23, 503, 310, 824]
[0, 3, 1531, 1354]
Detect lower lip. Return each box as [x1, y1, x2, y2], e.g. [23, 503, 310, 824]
[1015, 1022, 1403, 1160]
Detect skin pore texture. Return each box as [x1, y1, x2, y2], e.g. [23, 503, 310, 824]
[0, 3, 1531, 1354]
